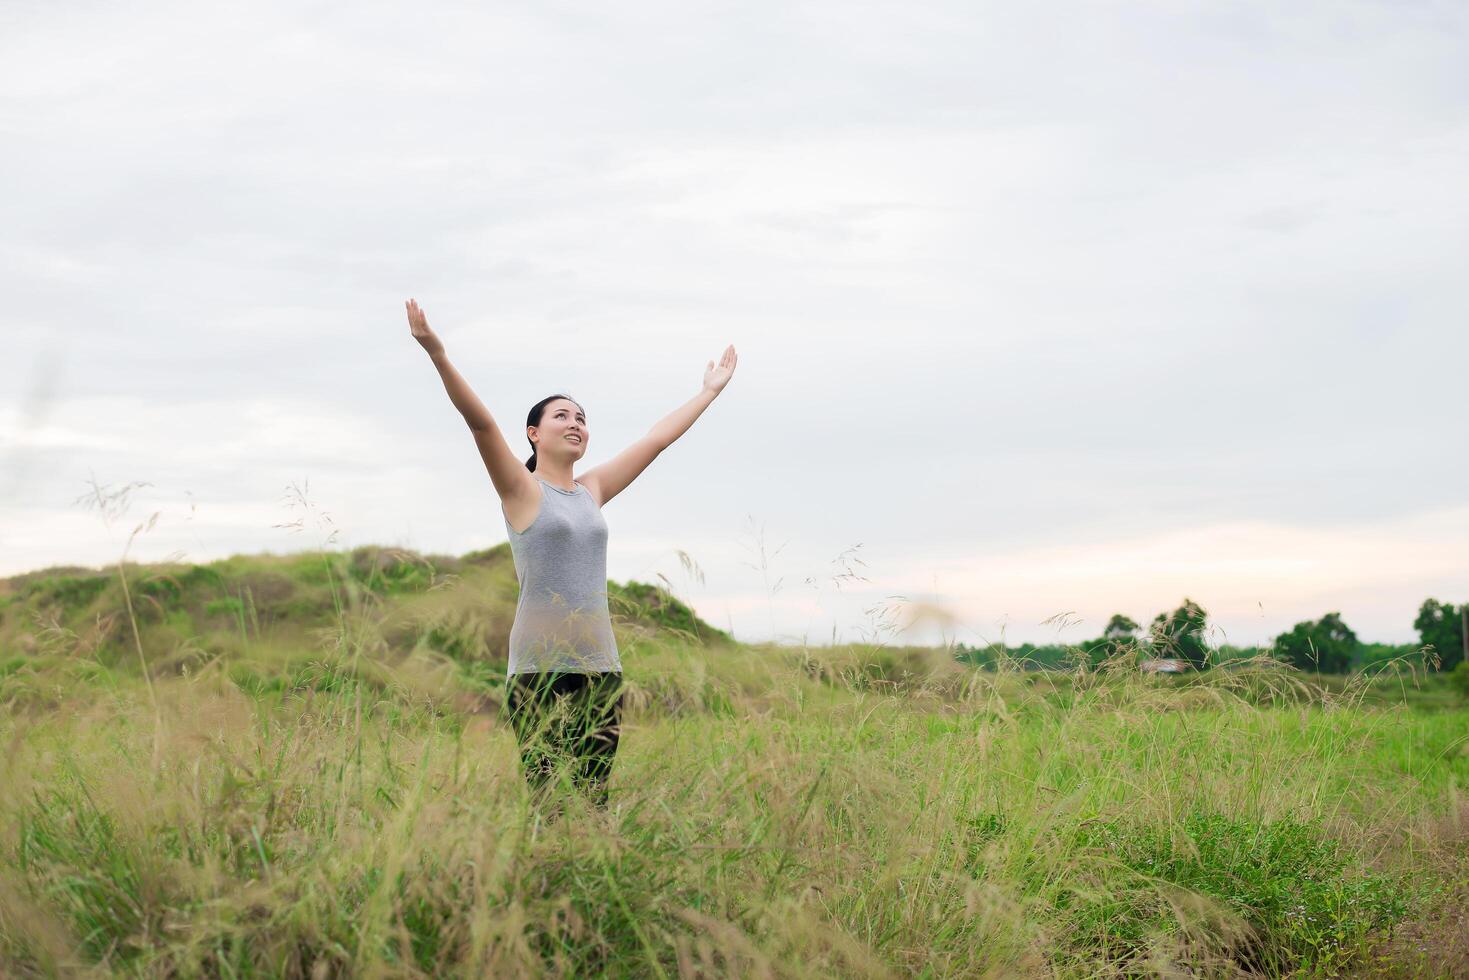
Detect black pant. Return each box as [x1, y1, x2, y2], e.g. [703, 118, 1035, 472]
[505, 670, 625, 810]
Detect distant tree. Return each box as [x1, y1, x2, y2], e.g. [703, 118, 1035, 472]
[1215, 644, 1269, 668]
[1016, 643, 1072, 670]
[1358, 641, 1436, 671]
[954, 642, 1075, 671]
[1076, 613, 1143, 669]
[1413, 599, 1466, 672]
[1149, 599, 1211, 670]
[1103, 614, 1140, 640]
[955, 642, 1002, 670]
[1273, 611, 1360, 673]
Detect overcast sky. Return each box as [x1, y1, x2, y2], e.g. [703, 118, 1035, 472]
[3, 0, 1467, 650]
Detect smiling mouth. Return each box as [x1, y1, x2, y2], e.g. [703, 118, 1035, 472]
[566, 436, 582, 443]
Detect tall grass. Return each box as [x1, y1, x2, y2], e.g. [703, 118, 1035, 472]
[0, 485, 1464, 977]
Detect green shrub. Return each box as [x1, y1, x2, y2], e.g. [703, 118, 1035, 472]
[348, 547, 441, 595]
[456, 657, 507, 692]
[608, 580, 729, 643]
[1061, 812, 1413, 976]
[460, 543, 512, 566]
[228, 663, 286, 698]
[21, 574, 111, 609]
[411, 604, 508, 668]
[1449, 660, 1469, 700]
[425, 624, 474, 660]
[134, 574, 182, 603]
[204, 596, 245, 618]
[17, 786, 157, 964]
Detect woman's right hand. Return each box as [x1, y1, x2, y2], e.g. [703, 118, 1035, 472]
[406, 298, 445, 357]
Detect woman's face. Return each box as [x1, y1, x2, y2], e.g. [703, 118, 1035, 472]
[533, 399, 588, 459]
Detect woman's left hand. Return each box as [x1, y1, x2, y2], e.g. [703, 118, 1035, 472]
[702, 344, 738, 395]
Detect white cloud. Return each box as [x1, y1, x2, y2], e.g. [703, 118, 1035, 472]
[2, 0, 1466, 647]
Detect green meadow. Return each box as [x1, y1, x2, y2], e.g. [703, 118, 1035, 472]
[0, 544, 1465, 978]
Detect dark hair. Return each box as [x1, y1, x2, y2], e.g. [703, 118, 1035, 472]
[524, 394, 586, 472]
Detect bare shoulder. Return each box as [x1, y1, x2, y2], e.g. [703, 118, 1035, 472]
[501, 471, 543, 533]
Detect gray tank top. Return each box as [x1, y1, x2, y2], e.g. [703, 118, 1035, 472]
[502, 476, 622, 677]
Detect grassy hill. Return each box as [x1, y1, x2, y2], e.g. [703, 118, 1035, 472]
[0, 544, 733, 692]
[1, 547, 1466, 977]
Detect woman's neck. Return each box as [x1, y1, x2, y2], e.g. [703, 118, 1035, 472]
[535, 464, 576, 491]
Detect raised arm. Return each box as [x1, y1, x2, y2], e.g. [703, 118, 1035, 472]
[407, 298, 536, 504]
[581, 344, 737, 507]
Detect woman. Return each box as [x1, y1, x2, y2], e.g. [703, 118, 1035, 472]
[405, 298, 737, 814]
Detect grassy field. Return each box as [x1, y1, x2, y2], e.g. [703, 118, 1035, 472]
[0, 546, 1465, 978]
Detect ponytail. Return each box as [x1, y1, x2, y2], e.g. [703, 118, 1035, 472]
[524, 393, 583, 474]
